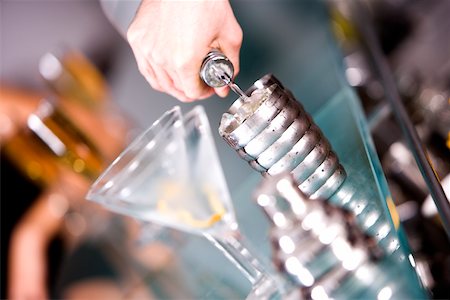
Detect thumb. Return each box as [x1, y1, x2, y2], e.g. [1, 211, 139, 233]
[218, 22, 243, 79]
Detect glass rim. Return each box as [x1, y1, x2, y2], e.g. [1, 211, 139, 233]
[87, 105, 182, 201]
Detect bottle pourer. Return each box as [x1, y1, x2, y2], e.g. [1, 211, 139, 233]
[200, 50, 250, 101]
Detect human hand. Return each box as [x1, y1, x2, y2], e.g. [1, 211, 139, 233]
[127, 0, 243, 102]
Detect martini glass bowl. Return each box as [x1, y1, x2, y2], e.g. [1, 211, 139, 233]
[87, 106, 280, 298]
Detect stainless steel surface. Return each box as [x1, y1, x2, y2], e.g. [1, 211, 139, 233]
[220, 74, 346, 200]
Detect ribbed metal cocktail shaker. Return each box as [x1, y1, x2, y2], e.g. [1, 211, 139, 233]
[219, 74, 346, 200]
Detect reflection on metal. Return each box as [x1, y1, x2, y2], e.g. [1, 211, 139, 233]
[200, 50, 234, 88]
[254, 174, 384, 299]
[200, 50, 251, 102]
[219, 74, 346, 200]
[329, 184, 397, 255]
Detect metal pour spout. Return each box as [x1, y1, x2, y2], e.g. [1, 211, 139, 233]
[200, 50, 250, 102]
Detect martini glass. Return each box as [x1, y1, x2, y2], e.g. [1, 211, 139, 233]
[86, 106, 279, 298]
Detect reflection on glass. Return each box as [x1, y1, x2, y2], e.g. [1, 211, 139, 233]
[87, 106, 280, 298]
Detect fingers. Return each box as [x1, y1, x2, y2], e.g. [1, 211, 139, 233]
[132, 47, 197, 102]
[151, 64, 192, 102]
[130, 32, 239, 102]
[131, 47, 162, 92]
[198, 89, 216, 100]
[165, 68, 196, 102]
[176, 58, 215, 100]
[215, 86, 230, 98]
[136, 46, 237, 101]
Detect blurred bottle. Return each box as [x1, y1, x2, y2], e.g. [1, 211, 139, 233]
[39, 50, 133, 161]
[39, 50, 109, 110]
[27, 100, 105, 181]
[1, 88, 58, 188]
[2, 127, 59, 188]
[1, 50, 127, 186]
